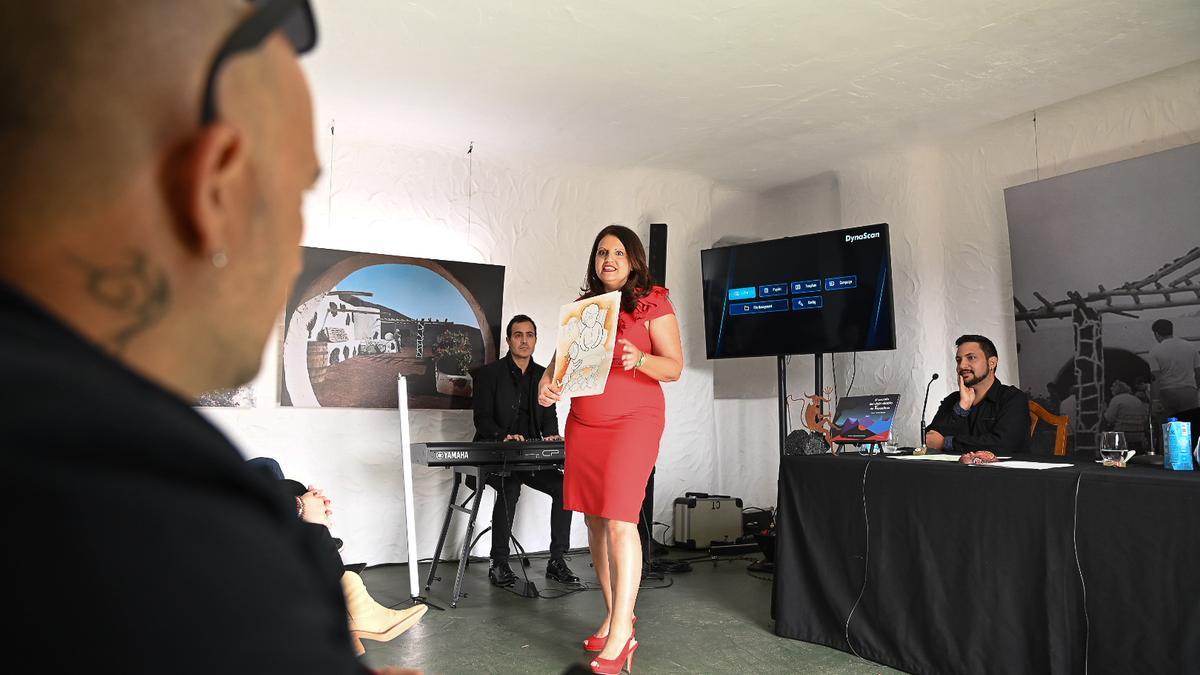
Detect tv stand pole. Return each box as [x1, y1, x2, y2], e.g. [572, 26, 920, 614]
[813, 353, 823, 405]
[778, 353, 827, 457]
[777, 355, 787, 458]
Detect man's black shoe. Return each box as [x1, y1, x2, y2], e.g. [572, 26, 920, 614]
[545, 557, 580, 584]
[489, 561, 516, 587]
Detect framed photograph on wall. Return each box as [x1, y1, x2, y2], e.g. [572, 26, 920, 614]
[1005, 143, 1200, 455]
[279, 247, 504, 410]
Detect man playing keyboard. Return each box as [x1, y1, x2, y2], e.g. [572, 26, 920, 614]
[472, 314, 579, 587]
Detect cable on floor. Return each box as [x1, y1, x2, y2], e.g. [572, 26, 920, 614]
[844, 460, 872, 660]
[1072, 473, 1090, 675]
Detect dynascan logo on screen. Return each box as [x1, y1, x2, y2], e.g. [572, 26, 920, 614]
[845, 231, 881, 243]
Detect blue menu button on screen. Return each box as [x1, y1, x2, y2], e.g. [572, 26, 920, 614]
[728, 287, 757, 301]
[791, 279, 821, 293]
[792, 296, 823, 310]
[729, 299, 790, 316]
[759, 283, 789, 297]
[825, 275, 857, 291]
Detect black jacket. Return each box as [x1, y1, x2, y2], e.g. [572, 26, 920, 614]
[472, 354, 559, 441]
[926, 378, 1032, 454]
[3, 283, 366, 673]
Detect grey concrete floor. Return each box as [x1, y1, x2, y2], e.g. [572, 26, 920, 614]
[356, 551, 899, 674]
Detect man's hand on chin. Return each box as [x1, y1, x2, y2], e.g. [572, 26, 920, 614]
[958, 374, 977, 410]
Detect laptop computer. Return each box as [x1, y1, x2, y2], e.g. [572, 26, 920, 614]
[830, 394, 901, 444]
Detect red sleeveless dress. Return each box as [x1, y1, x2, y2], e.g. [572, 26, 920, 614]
[563, 287, 674, 523]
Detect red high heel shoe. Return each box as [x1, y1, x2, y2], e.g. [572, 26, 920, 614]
[589, 636, 638, 674]
[583, 615, 637, 652]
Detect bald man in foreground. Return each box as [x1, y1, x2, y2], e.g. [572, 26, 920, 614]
[1, 2, 413, 672]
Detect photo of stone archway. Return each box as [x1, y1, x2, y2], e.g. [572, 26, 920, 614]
[280, 247, 504, 409]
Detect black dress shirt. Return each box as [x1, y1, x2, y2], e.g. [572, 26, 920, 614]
[472, 354, 559, 441]
[3, 282, 367, 673]
[926, 378, 1032, 454]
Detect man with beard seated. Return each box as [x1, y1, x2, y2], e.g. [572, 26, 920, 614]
[925, 334, 1031, 455]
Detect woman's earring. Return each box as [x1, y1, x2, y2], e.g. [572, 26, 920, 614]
[211, 250, 228, 269]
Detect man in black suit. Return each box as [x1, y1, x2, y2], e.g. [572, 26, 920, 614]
[473, 315, 579, 586]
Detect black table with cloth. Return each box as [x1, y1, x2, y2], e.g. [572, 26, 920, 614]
[773, 453, 1199, 674]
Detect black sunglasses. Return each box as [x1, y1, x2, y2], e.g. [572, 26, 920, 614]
[200, 0, 318, 124]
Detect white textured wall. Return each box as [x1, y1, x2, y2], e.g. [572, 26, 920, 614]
[710, 172, 844, 508]
[202, 142, 742, 565]
[201, 60, 1200, 564]
[713, 61, 1200, 509]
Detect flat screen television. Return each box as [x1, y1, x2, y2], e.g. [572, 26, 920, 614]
[701, 223, 896, 359]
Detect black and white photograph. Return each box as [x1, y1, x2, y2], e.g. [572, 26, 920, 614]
[1006, 143, 1200, 453]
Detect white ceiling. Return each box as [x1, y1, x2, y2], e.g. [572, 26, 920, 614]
[303, 0, 1200, 191]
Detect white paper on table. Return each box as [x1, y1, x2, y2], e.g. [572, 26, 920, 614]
[973, 461, 1073, 470]
[552, 291, 621, 399]
[887, 454, 964, 462]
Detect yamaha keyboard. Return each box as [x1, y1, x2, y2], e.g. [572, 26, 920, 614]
[411, 440, 564, 467]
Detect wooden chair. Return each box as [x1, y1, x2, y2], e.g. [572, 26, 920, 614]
[1029, 401, 1069, 456]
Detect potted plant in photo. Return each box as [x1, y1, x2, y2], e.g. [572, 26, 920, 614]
[432, 329, 474, 397]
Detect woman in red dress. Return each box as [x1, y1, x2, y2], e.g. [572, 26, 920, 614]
[538, 225, 683, 674]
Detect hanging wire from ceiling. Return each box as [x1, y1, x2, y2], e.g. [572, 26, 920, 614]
[1032, 111, 1040, 181]
[466, 141, 474, 245]
[327, 119, 335, 230]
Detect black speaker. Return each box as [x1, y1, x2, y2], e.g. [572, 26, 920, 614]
[648, 223, 667, 286]
[640, 223, 667, 560]
[639, 468, 656, 559]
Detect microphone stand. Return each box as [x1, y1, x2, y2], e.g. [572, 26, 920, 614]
[918, 373, 940, 447]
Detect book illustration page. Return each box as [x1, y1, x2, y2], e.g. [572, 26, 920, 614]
[553, 291, 621, 399]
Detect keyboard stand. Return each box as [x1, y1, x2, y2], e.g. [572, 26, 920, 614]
[424, 463, 547, 608]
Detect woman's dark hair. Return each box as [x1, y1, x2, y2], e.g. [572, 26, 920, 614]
[580, 224, 654, 314]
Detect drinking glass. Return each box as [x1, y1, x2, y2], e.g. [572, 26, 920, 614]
[1099, 431, 1128, 465]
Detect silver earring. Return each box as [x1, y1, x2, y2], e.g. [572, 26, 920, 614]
[211, 250, 228, 269]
